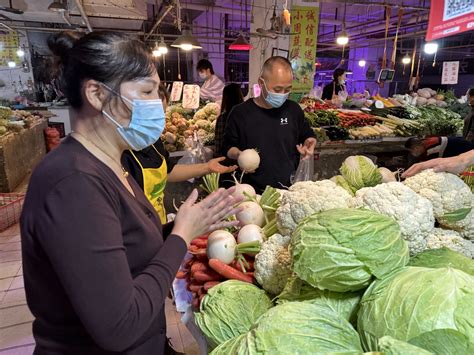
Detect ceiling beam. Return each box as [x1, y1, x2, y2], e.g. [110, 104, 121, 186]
[73, 0, 93, 32]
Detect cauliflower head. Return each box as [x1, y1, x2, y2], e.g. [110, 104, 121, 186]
[403, 169, 472, 219]
[439, 205, 474, 241]
[254, 234, 292, 295]
[204, 102, 220, 116]
[425, 228, 474, 258]
[276, 180, 353, 235]
[353, 182, 435, 255]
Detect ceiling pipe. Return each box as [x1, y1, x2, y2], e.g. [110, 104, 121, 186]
[145, 5, 173, 41]
[73, 0, 93, 32]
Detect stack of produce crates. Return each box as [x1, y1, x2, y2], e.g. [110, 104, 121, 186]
[0, 193, 25, 232]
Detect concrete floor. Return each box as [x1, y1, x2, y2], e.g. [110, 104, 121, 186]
[0, 223, 199, 354]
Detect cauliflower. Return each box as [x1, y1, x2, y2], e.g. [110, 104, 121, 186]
[440, 207, 474, 241]
[404, 170, 472, 219]
[193, 110, 206, 121]
[276, 180, 353, 236]
[425, 228, 474, 258]
[254, 234, 292, 295]
[352, 182, 435, 255]
[203, 102, 220, 116]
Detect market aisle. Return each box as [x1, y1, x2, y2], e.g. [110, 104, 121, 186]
[0, 224, 199, 354]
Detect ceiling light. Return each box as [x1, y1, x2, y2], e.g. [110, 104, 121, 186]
[158, 37, 168, 54]
[48, 0, 67, 12]
[16, 48, 25, 57]
[171, 29, 202, 51]
[402, 56, 411, 64]
[424, 42, 438, 55]
[152, 49, 162, 57]
[358, 59, 366, 67]
[7, 61, 16, 68]
[336, 30, 349, 46]
[229, 34, 253, 51]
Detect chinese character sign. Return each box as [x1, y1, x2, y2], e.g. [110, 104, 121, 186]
[426, 0, 474, 41]
[0, 33, 20, 67]
[182, 85, 200, 110]
[170, 81, 184, 102]
[441, 61, 459, 85]
[289, 6, 319, 93]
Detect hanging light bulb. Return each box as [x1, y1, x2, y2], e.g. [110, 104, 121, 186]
[358, 59, 366, 67]
[158, 37, 168, 54]
[424, 42, 438, 54]
[336, 30, 349, 45]
[16, 48, 25, 57]
[171, 29, 202, 51]
[402, 56, 411, 64]
[7, 61, 16, 68]
[152, 42, 161, 57]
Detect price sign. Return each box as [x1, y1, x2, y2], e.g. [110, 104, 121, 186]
[170, 81, 183, 102]
[182, 85, 200, 110]
[441, 61, 459, 84]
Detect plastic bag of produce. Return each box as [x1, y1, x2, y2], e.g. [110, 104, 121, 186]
[291, 157, 314, 184]
[177, 133, 211, 182]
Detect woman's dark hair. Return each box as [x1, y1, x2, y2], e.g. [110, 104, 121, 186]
[48, 31, 155, 109]
[221, 84, 244, 114]
[196, 59, 214, 75]
[333, 68, 346, 81]
[158, 83, 170, 104]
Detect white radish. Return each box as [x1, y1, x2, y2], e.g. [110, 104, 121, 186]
[238, 149, 260, 172]
[238, 224, 264, 244]
[207, 230, 237, 264]
[236, 201, 265, 227]
[378, 167, 397, 183]
[232, 183, 256, 200]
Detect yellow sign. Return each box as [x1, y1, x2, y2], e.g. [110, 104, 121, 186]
[289, 6, 319, 94]
[0, 33, 20, 66]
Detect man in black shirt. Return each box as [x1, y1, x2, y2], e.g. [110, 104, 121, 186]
[223, 56, 316, 192]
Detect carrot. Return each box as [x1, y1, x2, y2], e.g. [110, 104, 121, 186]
[188, 245, 199, 252]
[193, 270, 223, 283]
[204, 281, 221, 291]
[208, 259, 254, 283]
[189, 284, 203, 293]
[190, 262, 209, 273]
[197, 287, 206, 297]
[176, 270, 188, 279]
[196, 234, 209, 240]
[191, 238, 208, 248]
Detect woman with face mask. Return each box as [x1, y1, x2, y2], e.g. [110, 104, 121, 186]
[196, 59, 225, 103]
[121, 84, 237, 223]
[322, 68, 347, 101]
[20, 31, 241, 355]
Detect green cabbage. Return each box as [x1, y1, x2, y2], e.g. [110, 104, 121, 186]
[276, 276, 362, 325]
[409, 247, 474, 276]
[194, 280, 273, 349]
[212, 302, 364, 354]
[331, 175, 357, 195]
[291, 209, 409, 292]
[340, 155, 383, 190]
[378, 336, 433, 355]
[358, 267, 474, 354]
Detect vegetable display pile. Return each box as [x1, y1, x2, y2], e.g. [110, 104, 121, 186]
[0, 107, 45, 136]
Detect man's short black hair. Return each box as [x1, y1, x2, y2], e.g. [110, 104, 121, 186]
[261, 56, 292, 78]
[468, 88, 474, 97]
[333, 68, 346, 81]
[197, 59, 214, 75]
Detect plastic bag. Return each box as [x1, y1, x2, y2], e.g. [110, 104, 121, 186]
[291, 157, 314, 184]
[177, 132, 212, 183]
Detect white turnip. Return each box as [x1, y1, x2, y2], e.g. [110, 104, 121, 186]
[236, 201, 265, 227]
[237, 224, 264, 244]
[238, 149, 260, 172]
[207, 230, 237, 264]
[232, 183, 256, 200]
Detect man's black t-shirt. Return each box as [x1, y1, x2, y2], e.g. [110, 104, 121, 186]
[223, 99, 314, 192]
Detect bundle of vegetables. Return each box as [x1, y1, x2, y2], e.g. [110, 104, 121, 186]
[162, 110, 191, 151]
[411, 88, 449, 107]
[348, 124, 394, 139]
[369, 106, 422, 120]
[291, 208, 409, 292]
[417, 105, 463, 136]
[300, 96, 336, 112]
[324, 126, 349, 141]
[337, 110, 378, 128]
[304, 109, 339, 127]
[372, 94, 402, 108]
[448, 101, 471, 118]
[376, 115, 424, 136]
[190, 102, 220, 145]
[312, 127, 329, 142]
[357, 266, 474, 354]
[211, 302, 364, 355]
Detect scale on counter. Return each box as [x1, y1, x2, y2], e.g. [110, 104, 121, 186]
[377, 69, 395, 83]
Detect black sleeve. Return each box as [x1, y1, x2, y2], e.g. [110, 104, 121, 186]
[155, 140, 175, 173]
[36, 173, 187, 351]
[121, 151, 144, 190]
[321, 83, 333, 100]
[222, 107, 242, 158]
[296, 104, 315, 143]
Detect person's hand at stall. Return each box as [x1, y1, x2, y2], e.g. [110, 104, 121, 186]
[167, 157, 237, 182]
[172, 187, 242, 245]
[207, 157, 238, 174]
[402, 150, 474, 178]
[297, 137, 317, 160]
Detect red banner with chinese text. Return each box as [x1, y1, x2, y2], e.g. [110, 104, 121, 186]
[426, 0, 474, 41]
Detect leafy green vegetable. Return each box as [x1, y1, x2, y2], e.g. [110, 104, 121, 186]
[340, 156, 383, 190]
[212, 302, 364, 354]
[408, 247, 474, 276]
[194, 280, 273, 349]
[441, 207, 472, 223]
[378, 336, 433, 355]
[357, 267, 474, 353]
[291, 209, 409, 292]
[277, 276, 362, 325]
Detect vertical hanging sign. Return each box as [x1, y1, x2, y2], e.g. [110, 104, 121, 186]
[441, 61, 459, 85]
[289, 6, 319, 94]
[0, 33, 20, 66]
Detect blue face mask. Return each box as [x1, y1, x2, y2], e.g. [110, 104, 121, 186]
[102, 85, 165, 151]
[262, 79, 289, 108]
